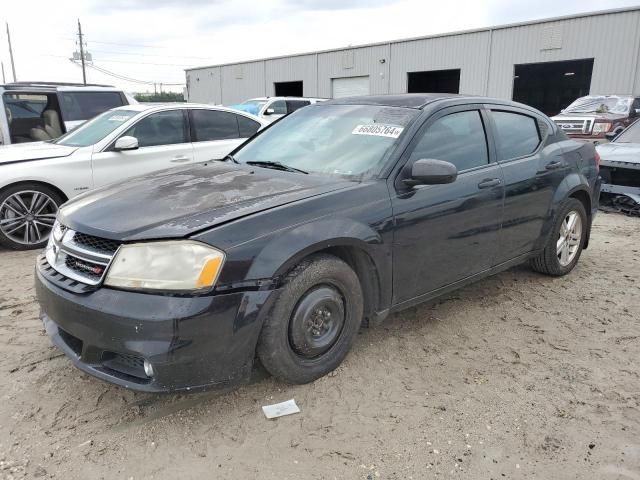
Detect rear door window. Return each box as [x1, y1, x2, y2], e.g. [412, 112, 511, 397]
[59, 92, 125, 121]
[190, 109, 240, 141]
[491, 110, 541, 161]
[237, 115, 261, 137]
[123, 110, 187, 147]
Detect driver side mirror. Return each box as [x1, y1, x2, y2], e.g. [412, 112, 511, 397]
[404, 159, 458, 187]
[263, 108, 275, 116]
[114, 135, 139, 151]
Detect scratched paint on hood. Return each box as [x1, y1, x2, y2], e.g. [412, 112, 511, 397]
[59, 162, 352, 241]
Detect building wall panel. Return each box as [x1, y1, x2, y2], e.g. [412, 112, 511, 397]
[265, 55, 317, 97]
[185, 9, 640, 104]
[317, 44, 390, 97]
[389, 31, 491, 95]
[488, 10, 640, 98]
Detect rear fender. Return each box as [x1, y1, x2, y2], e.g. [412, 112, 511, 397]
[534, 172, 592, 251]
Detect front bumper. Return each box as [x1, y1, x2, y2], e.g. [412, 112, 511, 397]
[35, 258, 275, 392]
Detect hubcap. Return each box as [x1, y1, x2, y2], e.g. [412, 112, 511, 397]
[557, 211, 582, 267]
[289, 285, 345, 359]
[0, 191, 58, 245]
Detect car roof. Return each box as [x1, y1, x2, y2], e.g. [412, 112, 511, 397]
[111, 102, 267, 123]
[246, 96, 327, 101]
[0, 82, 123, 93]
[322, 93, 539, 111]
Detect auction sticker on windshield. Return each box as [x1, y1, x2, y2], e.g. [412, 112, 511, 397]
[352, 124, 404, 138]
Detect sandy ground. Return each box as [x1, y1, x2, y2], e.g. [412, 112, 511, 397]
[1, 212, 639, 480]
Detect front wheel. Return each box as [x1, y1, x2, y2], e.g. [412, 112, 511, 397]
[530, 198, 587, 276]
[0, 184, 62, 250]
[257, 254, 364, 384]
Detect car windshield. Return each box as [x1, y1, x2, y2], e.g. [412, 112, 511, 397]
[233, 104, 418, 179]
[229, 100, 267, 116]
[54, 109, 138, 147]
[563, 96, 632, 114]
[614, 120, 640, 143]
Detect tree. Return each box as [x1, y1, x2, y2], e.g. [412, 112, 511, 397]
[134, 92, 184, 103]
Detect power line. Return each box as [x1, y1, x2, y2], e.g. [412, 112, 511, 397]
[90, 49, 216, 61]
[76, 61, 185, 86]
[42, 53, 195, 68]
[91, 58, 199, 67]
[59, 37, 166, 49]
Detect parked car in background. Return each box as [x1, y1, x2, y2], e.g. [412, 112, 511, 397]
[551, 95, 640, 143]
[596, 119, 640, 209]
[35, 94, 600, 392]
[0, 103, 265, 250]
[229, 96, 326, 123]
[0, 82, 138, 145]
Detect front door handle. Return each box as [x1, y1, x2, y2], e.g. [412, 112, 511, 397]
[545, 160, 566, 170]
[477, 178, 501, 189]
[170, 156, 190, 163]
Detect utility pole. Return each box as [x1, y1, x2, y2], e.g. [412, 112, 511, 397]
[6, 23, 16, 82]
[77, 19, 86, 85]
[1, 62, 5, 83]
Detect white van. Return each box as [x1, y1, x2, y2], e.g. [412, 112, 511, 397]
[0, 82, 137, 146]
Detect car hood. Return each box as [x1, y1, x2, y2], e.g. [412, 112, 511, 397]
[59, 162, 354, 241]
[0, 141, 78, 165]
[597, 142, 640, 165]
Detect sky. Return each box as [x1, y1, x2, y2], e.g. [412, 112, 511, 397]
[0, 0, 637, 93]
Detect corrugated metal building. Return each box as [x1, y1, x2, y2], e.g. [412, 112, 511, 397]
[185, 6, 640, 116]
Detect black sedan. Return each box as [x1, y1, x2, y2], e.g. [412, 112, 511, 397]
[35, 94, 601, 392]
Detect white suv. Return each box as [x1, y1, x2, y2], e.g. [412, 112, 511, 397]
[229, 97, 326, 123]
[0, 82, 138, 146]
[0, 103, 265, 249]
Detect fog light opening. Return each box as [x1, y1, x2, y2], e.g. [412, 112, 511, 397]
[143, 359, 154, 377]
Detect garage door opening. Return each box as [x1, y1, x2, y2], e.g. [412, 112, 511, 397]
[407, 69, 460, 94]
[332, 76, 370, 98]
[274, 81, 303, 97]
[512, 59, 594, 116]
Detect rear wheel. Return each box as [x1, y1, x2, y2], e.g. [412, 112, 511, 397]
[257, 254, 364, 384]
[530, 198, 587, 276]
[0, 184, 62, 250]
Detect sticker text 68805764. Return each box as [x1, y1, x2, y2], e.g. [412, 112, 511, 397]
[352, 124, 404, 139]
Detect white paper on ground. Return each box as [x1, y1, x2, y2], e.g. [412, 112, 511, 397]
[262, 399, 300, 419]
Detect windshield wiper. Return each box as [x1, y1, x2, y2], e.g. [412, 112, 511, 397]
[222, 154, 239, 164]
[246, 161, 308, 174]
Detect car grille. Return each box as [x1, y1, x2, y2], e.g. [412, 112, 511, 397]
[72, 232, 121, 256]
[553, 118, 593, 135]
[44, 222, 121, 286]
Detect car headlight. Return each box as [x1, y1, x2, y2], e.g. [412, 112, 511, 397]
[592, 122, 612, 134]
[104, 241, 225, 292]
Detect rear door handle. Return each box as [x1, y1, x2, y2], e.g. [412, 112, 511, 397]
[170, 156, 190, 163]
[477, 178, 501, 189]
[545, 160, 566, 170]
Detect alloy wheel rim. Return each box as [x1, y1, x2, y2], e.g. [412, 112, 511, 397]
[289, 285, 346, 359]
[0, 191, 58, 245]
[556, 211, 582, 267]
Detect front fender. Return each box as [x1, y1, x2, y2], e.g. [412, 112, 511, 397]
[218, 215, 393, 313]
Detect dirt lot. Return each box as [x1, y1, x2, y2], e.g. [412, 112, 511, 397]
[1, 213, 639, 480]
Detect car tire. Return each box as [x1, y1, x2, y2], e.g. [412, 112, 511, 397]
[257, 254, 364, 384]
[0, 183, 63, 250]
[530, 198, 587, 276]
